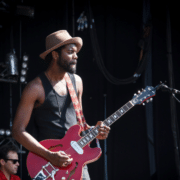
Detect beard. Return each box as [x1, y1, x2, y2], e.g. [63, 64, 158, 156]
[57, 57, 77, 74]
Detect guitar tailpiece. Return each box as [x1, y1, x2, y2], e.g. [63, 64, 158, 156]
[33, 162, 59, 180]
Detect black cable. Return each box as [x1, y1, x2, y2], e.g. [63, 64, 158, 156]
[173, 94, 180, 103]
[86, 1, 152, 85]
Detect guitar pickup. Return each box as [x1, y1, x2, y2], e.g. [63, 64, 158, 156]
[71, 141, 83, 154]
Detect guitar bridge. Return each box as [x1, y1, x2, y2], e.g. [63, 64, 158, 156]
[33, 162, 59, 180]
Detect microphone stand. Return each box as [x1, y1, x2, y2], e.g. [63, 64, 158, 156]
[160, 84, 180, 103]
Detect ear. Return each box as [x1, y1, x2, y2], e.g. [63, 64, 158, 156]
[52, 51, 59, 61]
[0, 159, 6, 166]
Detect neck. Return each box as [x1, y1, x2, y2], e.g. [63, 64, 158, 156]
[0, 168, 11, 180]
[45, 63, 66, 82]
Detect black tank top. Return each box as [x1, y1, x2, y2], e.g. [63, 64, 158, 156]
[33, 72, 77, 141]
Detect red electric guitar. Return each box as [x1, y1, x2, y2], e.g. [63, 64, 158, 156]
[26, 85, 159, 180]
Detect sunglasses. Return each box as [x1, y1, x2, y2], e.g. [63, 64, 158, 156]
[5, 159, 19, 164]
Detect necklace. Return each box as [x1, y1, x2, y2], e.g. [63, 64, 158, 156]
[45, 72, 67, 118]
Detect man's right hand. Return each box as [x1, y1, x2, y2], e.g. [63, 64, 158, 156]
[47, 151, 73, 167]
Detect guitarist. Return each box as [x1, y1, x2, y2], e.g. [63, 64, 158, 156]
[12, 30, 110, 180]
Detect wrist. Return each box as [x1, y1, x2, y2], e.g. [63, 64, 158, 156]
[41, 148, 52, 161]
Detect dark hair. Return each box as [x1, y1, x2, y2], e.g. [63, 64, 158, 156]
[0, 145, 18, 166]
[44, 45, 66, 68]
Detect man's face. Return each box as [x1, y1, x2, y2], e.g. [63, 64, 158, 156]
[57, 44, 78, 73]
[3, 151, 19, 175]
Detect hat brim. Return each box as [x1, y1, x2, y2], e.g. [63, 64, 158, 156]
[39, 37, 83, 60]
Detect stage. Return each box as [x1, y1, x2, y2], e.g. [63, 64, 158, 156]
[0, 0, 180, 179]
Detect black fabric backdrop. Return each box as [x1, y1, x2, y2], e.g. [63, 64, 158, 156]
[0, 0, 180, 179]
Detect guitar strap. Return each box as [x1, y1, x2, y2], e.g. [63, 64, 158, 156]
[64, 73, 89, 132]
[64, 73, 101, 150]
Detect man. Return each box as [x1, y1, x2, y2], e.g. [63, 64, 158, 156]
[0, 145, 21, 180]
[12, 30, 110, 179]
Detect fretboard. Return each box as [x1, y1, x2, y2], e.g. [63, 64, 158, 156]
[77, 101, 134, 148]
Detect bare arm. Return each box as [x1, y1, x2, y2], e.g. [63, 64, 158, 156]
[12, 79, 72, 167]
[12, 80, 48, 155]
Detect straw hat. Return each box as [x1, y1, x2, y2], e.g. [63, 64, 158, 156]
[39, 30, 83, 60]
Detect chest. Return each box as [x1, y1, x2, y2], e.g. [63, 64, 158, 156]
[35, 73, 78, 108]
[53, 82, 67, 96]
[35, 84, 67, 109]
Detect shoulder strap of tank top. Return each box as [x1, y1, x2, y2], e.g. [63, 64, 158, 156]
[64, 73, 88, 132]
[38, 72, 52, 97]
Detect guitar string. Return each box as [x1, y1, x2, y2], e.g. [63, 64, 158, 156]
[67, 89, 153, 149]
[79, 101, 134, 148]
[68, 95, 141, 149]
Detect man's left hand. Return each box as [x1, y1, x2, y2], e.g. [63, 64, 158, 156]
[95, 121, 110, 140]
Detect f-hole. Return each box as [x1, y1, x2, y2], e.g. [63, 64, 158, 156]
[67, 162, 78, 180]
[48, 144, 63, 151]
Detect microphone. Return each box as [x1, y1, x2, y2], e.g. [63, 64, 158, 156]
[173, 89, 180, 94]
[161, 84, 180, 94]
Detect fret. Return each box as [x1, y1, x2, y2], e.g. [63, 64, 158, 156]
[80, 141, 84, 146]
[85, 136, 90, 141]
[78, 102, 133, 147]
[78, 101, 135, 148]
[93, 128, 99, 135]
[103, 121, 109, 126]
[83, 138, 87, 143]
[104, 119, 110, 126]
[115, 110, 121, 117]
[88, 133, 94, 138]
[90, 130, 97, 138]
[126, 101, 133, 108]
[123, 104, 129, 111]
[79, 136, 89, 147]
[110, 116, 116, 122]
[119, 107, 125, 115]
[106, 117, 114, 125]
[78, 127, 100, 148]
[76, 89, 150, 150]
[107, 119, 112, 124]
[86, 128, 98, 141]
[103, 101, 134, 128]
[77, 141, 81, 147]
[112, 113, 119, 120]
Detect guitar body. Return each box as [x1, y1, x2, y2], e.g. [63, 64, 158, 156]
[27, 125, 102, 180]
[27, 85, 158, 179]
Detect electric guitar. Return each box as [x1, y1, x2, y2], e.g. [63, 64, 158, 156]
[26, 85, 159, 180]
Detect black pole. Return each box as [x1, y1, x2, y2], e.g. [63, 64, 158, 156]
[166, 4, 180, 179]
[65, 0, 69, 30]
[103, 94, 108, 180]
[72, 0, 75, 36]
[143, 0, 155, 177]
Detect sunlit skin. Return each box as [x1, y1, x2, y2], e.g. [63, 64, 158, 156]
[0, 151, 20, 180]
[57, 44, 78, 74]
[12, 43, 110, 168]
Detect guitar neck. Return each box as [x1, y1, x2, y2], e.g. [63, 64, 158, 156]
[77, 101, 134, 148]
[103, 101, 134, 127]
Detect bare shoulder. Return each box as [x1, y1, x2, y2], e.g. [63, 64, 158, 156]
[20, 76, 45, 105]
[74, 74, 83, 94]
[22, 77, 43, 96]
[74, 74, 82, 83]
